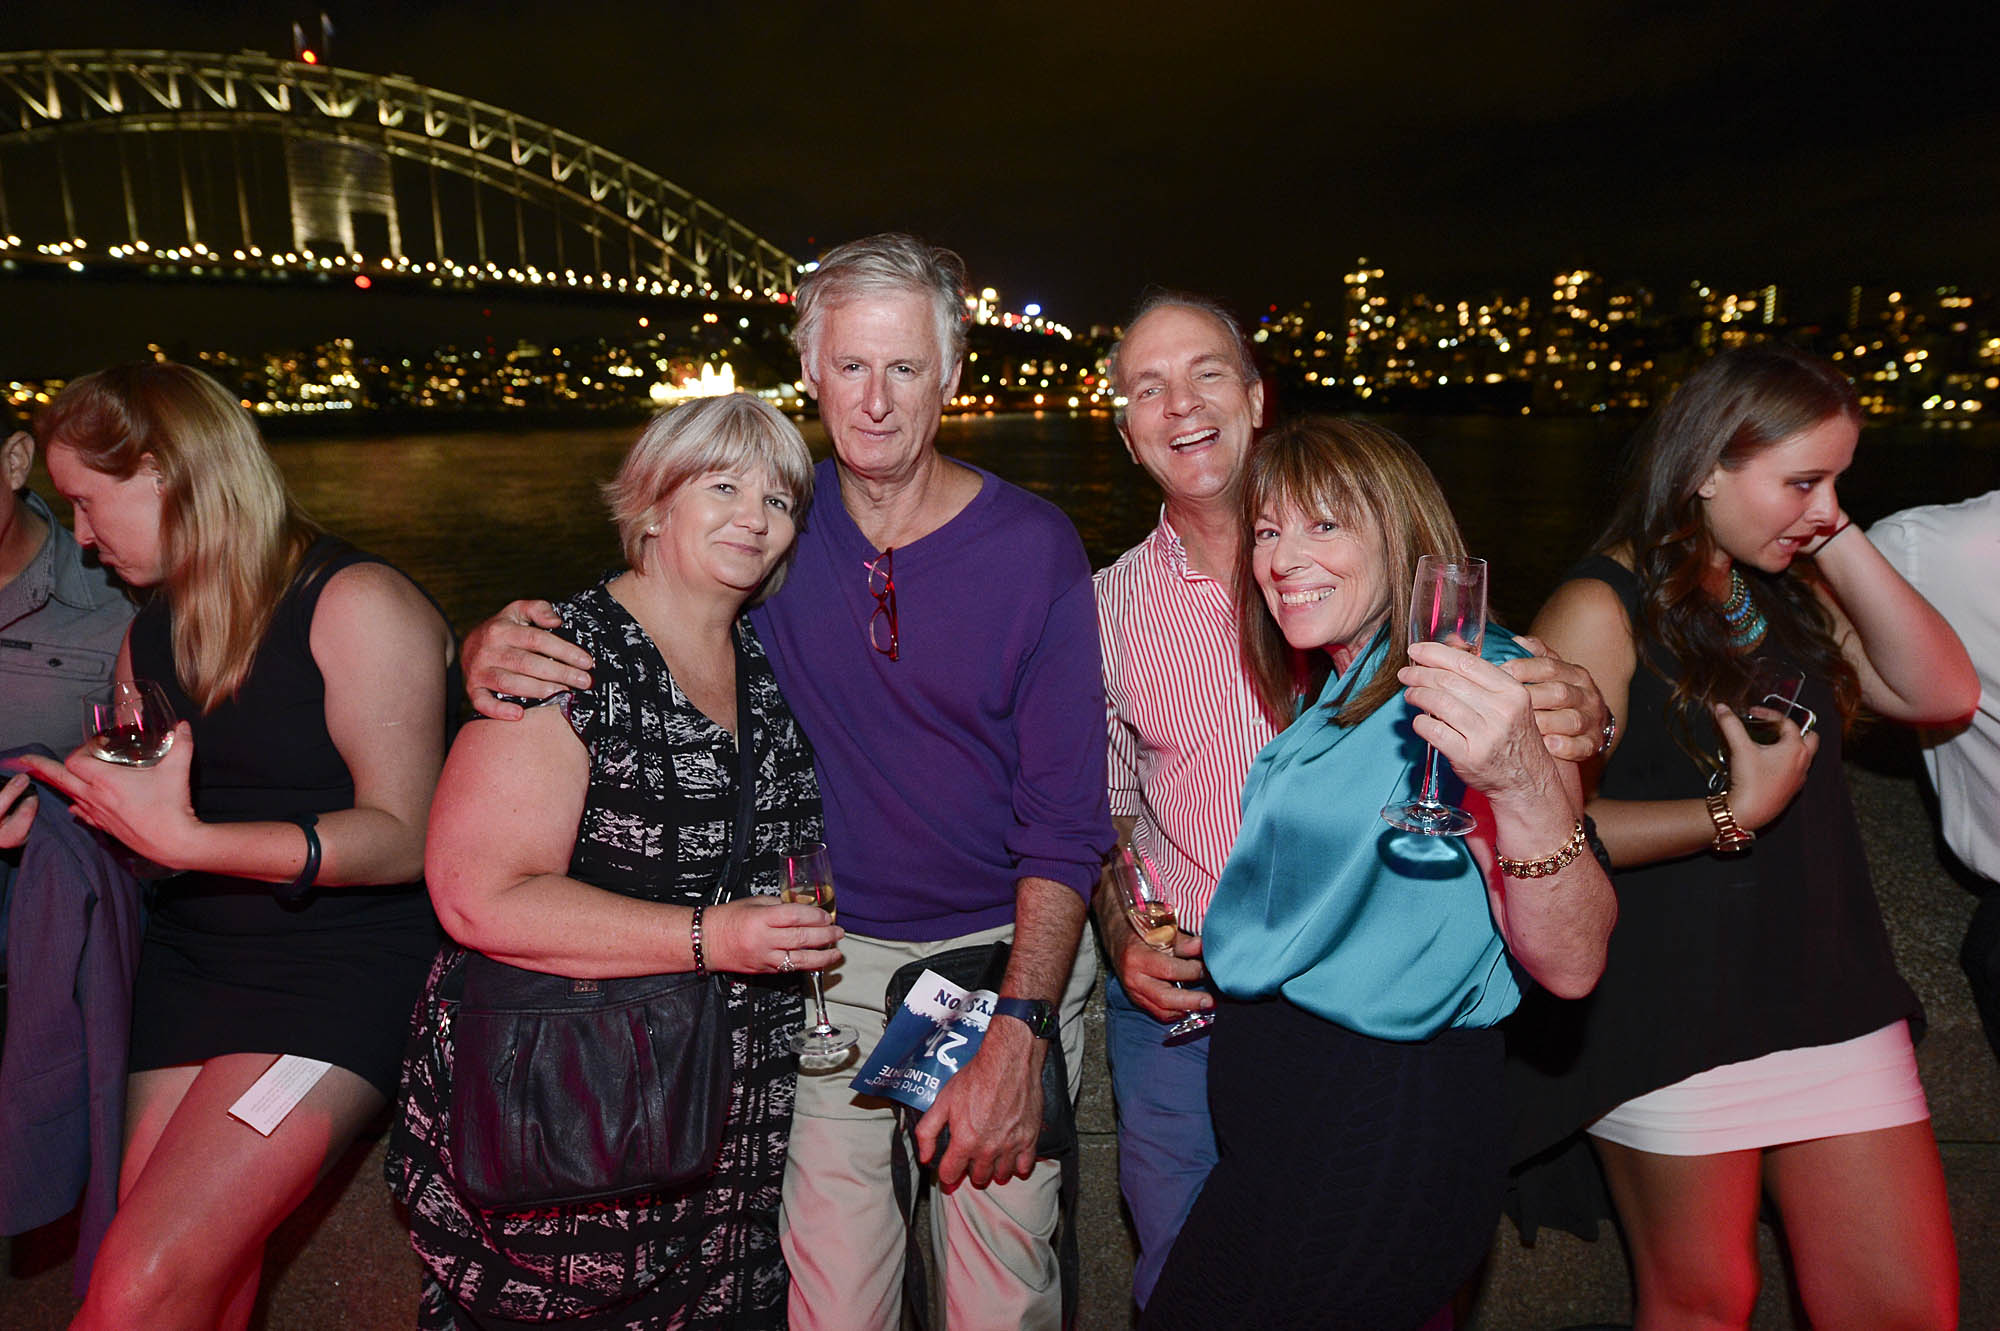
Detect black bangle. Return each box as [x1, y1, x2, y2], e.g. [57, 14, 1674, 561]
[1582, 814, 1613, 873]
[275, 813, 321, 905]
[690, 903, 707, 975]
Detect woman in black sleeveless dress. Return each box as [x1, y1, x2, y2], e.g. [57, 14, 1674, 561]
[387, 393, 835, 1329]
[24, 361, 457, 1331]
[1514, 345, 1974, 1328]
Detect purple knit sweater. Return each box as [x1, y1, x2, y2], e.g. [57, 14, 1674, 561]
[751, 459, 1112, 940]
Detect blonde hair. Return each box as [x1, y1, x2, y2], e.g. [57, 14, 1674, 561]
[601, 393, 816, 603]
[1237, 417, 1467, 730]
[38, 362, 317, 711]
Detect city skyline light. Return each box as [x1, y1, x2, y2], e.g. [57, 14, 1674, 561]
[4, 1, 1994, 326]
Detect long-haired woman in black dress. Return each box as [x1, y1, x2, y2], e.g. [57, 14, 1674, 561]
[1521, 345, 1973, 1328]
[20, 362, 456, 1330]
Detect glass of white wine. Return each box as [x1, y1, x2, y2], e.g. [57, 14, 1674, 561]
[1382, 555, 1487, 837]
[784, 842, 858, 1065]
[84, 680, 178, 768]
[1109, 845, 1214, 1045]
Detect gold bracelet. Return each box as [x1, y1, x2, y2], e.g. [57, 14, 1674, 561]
[1704, 791, 1756, 853]
[1496, 819, 1589, 879]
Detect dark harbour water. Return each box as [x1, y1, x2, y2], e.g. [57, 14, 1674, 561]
[245, 411, 1998, 636]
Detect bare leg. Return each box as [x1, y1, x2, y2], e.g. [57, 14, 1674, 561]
[117, 1066, 202, 1200]
[1592, 1136, 1763, 1331]
[70, 1053, 383, 1331]
[1762, 1121, 1957, 1331]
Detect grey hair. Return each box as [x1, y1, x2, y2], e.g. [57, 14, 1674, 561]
[792, 233, 969, 390]
[1107, 289, 1260, 424]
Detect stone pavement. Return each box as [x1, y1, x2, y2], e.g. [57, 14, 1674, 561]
[5, 749, 1994, 1330]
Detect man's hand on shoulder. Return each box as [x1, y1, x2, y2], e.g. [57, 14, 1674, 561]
[1505, 634, 1612, 764]
[463, 598, 595, 720]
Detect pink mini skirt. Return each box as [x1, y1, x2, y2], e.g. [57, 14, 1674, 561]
[1587, 1021, 1929, 1155]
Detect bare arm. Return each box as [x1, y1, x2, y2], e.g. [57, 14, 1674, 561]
[1529, 574, 1818, 869]
[462, 598, 596, 721]
[426, 704, 840, 976]
[19, 567, 457, 886]
[917, 876, 1086, 1189]
[1401, 641, 1616, 997]
[1808, 520, 1978, 724]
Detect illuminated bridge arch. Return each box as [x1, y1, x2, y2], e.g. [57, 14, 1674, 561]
[0, 48, 801, 300]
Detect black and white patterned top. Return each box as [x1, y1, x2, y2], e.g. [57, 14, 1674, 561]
[555, 581, 822, 909]
[389, 579, 823, 1330]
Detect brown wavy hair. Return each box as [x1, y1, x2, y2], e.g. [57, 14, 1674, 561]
[1597, 343, 1862, 769]
[39, 362, 319, 712]
[1237, 417, 1468, 731]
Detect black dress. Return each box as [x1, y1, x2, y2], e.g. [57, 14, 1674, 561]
[1505, 555, 1921, 1238]
[126, 536, 450, 1098]
[386, 583, 823, 1330]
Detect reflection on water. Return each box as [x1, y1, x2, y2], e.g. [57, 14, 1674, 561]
[264, 411, 1997, 636]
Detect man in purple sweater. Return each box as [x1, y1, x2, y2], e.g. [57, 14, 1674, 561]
[462, 234, 1111, 1331]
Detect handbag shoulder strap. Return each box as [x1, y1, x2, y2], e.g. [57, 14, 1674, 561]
[713, 624, 759, 907]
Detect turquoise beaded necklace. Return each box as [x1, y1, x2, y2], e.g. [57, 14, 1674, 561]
[1719, 566, 1768, 650]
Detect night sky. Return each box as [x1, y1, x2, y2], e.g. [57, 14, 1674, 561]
[6, 1, 1997, 326]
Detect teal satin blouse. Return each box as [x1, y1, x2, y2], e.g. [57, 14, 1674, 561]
[1204, 627, 1530, 1041]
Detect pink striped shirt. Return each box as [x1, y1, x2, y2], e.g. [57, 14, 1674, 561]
[1096, 514, 1276, 933]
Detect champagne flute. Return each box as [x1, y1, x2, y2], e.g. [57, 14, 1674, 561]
[1382, 555, 1488, 837]
[784, 842, 858, 1065]
[1108, 845, 1215, 1045]
[83, 680, 178, 768]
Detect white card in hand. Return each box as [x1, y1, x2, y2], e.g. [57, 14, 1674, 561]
[227, 1055, 332, 1136]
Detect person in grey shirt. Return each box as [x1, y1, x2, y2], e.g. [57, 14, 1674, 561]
[1, 403, 134, 838]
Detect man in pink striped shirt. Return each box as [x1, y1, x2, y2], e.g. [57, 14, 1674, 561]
[1093, 293, 1611, 1312]
[1092, 293, 1269, 1310]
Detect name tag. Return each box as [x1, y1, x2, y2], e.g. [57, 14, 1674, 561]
[228, 1055, 333, 1136]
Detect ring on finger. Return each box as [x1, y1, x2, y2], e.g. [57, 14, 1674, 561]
[780, 950, 795, 973]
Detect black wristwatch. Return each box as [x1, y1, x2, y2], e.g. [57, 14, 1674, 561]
[992, 996, 1056, 1040]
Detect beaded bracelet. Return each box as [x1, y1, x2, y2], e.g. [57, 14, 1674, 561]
[690, 902, 708, 975]
[1497, 818, 1589, 879]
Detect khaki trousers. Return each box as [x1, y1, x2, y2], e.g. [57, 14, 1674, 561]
[780, 922, 1096, 1331]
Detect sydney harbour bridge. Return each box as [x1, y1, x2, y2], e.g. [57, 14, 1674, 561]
[0, 48, 802, 304]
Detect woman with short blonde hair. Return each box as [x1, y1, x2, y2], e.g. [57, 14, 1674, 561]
[390, 392, 835, 1329]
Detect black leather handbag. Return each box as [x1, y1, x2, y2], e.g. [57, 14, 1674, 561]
[445, 646, 757, 1211]
[446, 956, 731, 1210]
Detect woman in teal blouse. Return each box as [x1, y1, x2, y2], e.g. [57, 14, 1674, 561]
[1143, 418, 1616, 1331]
